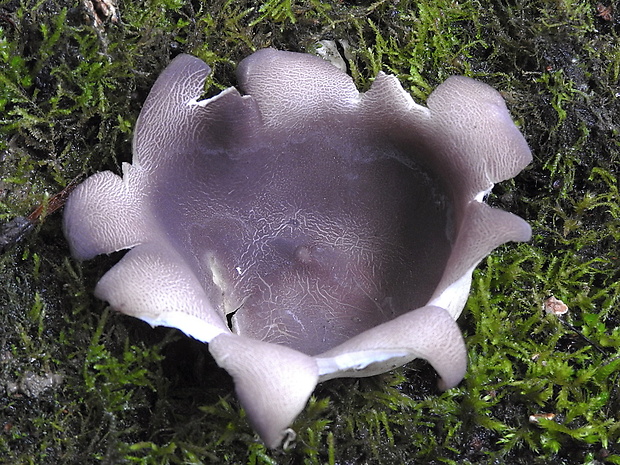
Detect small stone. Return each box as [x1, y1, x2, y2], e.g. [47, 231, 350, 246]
[314, 40, 352, 72]
[5, 381, 19, 396]
[17, 371, 64, 398]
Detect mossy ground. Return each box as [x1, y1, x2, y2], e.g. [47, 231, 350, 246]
[0, 0, 619, 463]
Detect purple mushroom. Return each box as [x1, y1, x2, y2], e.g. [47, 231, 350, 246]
[63, 48, 532, 448]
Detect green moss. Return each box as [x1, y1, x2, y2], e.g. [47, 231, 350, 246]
[1, 0, 619, 463]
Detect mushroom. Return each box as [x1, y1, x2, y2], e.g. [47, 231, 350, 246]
[63, 49, 532, 448]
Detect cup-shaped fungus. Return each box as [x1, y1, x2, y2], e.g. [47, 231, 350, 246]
[63, 49, 532, 448]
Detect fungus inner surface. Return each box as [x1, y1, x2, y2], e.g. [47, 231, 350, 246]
[150, 124, 452, 356]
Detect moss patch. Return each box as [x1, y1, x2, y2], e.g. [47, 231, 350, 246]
[1, 0, 619, 463]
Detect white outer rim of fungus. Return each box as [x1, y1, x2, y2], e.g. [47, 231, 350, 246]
[138, 312, 228, 343]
